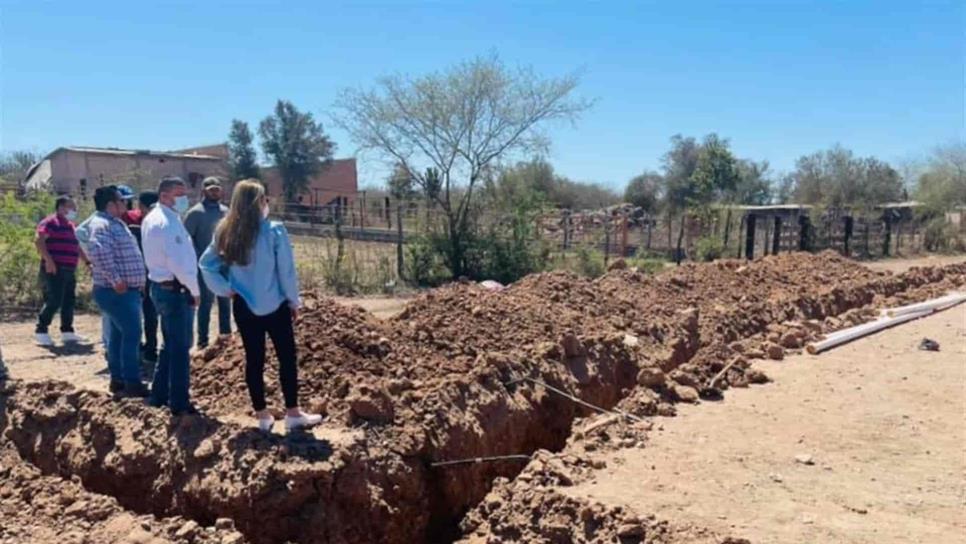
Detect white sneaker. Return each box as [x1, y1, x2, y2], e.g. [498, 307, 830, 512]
[35, 333, 54, 347]
[257, 416, 275, 432]
[285, 413, 322, 432]
[61, 332, 89, 344]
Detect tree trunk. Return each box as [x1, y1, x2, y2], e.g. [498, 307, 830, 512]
[675, 213, 687, 265]
[722, 208, 733, 248]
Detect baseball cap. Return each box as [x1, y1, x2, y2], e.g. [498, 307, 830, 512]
[117, 184, 136, 200]
[203, 177, 223, 189]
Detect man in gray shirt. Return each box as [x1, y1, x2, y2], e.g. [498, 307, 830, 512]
[184, 177, 231, 348]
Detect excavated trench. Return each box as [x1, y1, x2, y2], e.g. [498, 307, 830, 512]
[1, 253, 963, 544]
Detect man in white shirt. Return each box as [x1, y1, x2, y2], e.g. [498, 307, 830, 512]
[141, 177, 201, 416]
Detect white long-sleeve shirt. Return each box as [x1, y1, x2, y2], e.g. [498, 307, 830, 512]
[142, 203, 200, 297]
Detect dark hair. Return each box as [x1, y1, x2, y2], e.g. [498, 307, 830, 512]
[158, 176, 186, 195]
[94, 185, 119, 212]
[54, 195, 73, 212]
[139, 190, 159, 208]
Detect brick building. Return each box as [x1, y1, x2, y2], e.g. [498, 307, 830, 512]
[23, 144, 358, 205]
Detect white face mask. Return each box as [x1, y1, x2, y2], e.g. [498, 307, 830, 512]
[65, 210, 78, 221]
[173, 195, 190, 214]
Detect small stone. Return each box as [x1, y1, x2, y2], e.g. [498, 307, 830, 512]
[765, 343, 785, 360]
[622, 334, 640, 348]
[636, 367, 665, 387]
[769, 473, 784, 483]
[672, 384, 700, 403]
[193, 439, 218, 459]
[174, 520, 199, 540]
[617, 523, 645, 537]
[794, 454, 815, 465]
[780, 332, 802, 349]
[214, 518, 234, 531]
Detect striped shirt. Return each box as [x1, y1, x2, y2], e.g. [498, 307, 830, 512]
[36, 214, 79, 268]
[86, 212, 146, 289]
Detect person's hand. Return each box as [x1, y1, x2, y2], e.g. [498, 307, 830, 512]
[44, 259, 57, 275]
[113, 280, 128, 294]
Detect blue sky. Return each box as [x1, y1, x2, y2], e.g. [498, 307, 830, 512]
[1, 1, 962, 189]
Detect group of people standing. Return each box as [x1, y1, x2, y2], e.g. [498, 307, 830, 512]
[30, 177, 320, 431]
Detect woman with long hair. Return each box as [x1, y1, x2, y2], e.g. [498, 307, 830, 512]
[199, 179, 321, 432]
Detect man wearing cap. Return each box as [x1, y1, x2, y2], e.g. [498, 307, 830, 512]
[184, 177, 231, 348]
[142, 176, 200, 416]
[86, 185, 149, 398]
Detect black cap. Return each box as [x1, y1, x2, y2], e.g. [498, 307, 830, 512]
[139, 190, 159, 208]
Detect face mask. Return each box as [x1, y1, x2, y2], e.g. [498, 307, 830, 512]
[174, 195, 190, 214]
[65, 210, 78, 221]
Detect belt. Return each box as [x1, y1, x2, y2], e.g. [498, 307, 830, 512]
[157, 279, 188, 293]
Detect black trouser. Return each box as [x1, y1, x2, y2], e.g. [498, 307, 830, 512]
[232, 297, 298, 411]
[142, 279, 159, 355]
[36, 265, 76, 334]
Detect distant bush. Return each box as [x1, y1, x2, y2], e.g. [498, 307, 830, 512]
[572, 246, 606, 278]
[404, 235, 450, 287]
[694, 235, 726, 262]
[923, 216, 966, 254]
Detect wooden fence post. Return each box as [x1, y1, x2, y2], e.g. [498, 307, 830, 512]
[772, 216, 782, 255]
[396, 203, 404, 279]
[744, 214, 756, 260]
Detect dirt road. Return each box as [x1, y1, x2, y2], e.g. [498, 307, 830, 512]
[563, 306, 966, 544]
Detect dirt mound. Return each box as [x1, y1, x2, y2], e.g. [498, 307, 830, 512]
[0, 445, 248, 544]
[0, 380, 428, 544]
[3, 253, 964, 544]
[459, 260, 966, 544]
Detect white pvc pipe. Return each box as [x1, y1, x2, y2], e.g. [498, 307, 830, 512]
[806, 310, 932, 354]
[818, 292, 966, 343]
[886, 293, 966, 318]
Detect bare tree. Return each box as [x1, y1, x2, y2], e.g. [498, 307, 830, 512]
[333, 55, 591, 277]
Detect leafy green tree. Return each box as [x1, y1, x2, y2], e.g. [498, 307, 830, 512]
[915, 142, 966, 211]
[227, 120, 260, 181]
[624, 171, 663, 213]
[334, 55, 591, 277]
[734, 159, 772, 205]
[259, 100, 335, 201]
[387, 163, 417, 200]
[0, 150, 42, 186]
[789, 145, 902, 207]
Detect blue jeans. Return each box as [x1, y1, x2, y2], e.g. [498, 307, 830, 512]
[93, 287, 143, 384]
[150, 284, 194, 412]
[197, 272, 231, 346]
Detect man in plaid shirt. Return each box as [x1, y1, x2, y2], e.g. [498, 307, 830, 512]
[86, 185, 150, 398]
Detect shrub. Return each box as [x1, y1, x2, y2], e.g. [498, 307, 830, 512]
[404, 235, 450, 287]
[923, 216, 966, 253]
[573, 246, 606, 278]
[694, 235, 725, 262]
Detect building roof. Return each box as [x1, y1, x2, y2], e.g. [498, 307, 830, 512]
[56, 146, 224, 161]
[22, 145, 226, 185]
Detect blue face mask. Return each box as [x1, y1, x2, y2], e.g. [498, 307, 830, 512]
[174, 195, 190, 214]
